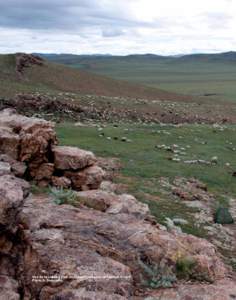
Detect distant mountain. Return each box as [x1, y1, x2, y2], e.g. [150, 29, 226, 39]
[178, 51, 236, 62]
[38, 51, 236, 64]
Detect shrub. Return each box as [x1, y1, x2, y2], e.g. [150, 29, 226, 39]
[30, 183, 50, 195]
[176, 256, 197, 279]
[49, 187, 77, 206]
[214, 206, 234, 224]
[138, 258, 177, 289]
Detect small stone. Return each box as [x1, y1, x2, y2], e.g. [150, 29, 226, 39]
[211, 156, 218, 164]
[172, 218, 189, 225]
[0, 161, 11, 176]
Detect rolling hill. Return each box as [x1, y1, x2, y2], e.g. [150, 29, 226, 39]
[39, 52, 236, 102]
[0, 53, 192, 101]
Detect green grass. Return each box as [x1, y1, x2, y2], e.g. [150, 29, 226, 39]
[56, 122, 236, 236]
[69, 58, 236, 103]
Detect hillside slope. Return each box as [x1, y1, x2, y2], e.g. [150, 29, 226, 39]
[0, 53, 192, 101]
[40, 52, 236, 102]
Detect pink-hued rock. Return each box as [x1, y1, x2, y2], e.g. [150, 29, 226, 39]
[0, 109, 57, 170]
[31, 163, 54, 181]
[0, 154, 27, 177]
[40, 289, 127, 300]
[18, 195, 133, 299]
[0, 109, 56, 163]
[17, 194, 228, 299]
[0, 126, 20, 160]
[51, 176, 71, 188]
[65, 165, 105, 190]
[77, 190, 149, 217]
[53, 145, 97, 170]
[150, 279, 236, 300]
[0, 276, 20, 300]
[172, 177, 213, 202]
[97, 156, 121, 180]
[0, 174, 30, 228]
[15, 53, 43, 76]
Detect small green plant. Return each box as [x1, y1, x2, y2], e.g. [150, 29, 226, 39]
[30, 183, 50, 195]
[214, 206, 234, 224]
[176, 256, 197, 279]
[138, 258, 177, 289]
[49, 187, 77, 206]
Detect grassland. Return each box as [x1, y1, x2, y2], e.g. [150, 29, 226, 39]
[56, 122, 236, 237]
[47, 55, 236, 103]
[0, 54, 188, 101]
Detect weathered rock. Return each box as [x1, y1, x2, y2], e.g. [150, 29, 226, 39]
[18, 195, 133, 299]
[0, 162, 11, 176]
[0, 154, 27, 177]
[0, 126, 20, 160]
[100, 180, 118, 193]
[0, 94, 83, 120]
[77, 190, 149, 218]
[15, 53, 43, 76]
[0, 174, 30, 229]
[51, 176, 71, 188]
[172, 177, 213, 202]
[53, 146, 96, 170]
[0, 109, 57, 168]
[41, 289, 127, 300]
[65, 165, 105, 190]
[150, 279, 236, 300]
[31, 163, 54, 181]
[17, 194, 227, 299]
[97, 157, 121, 180]
[0, 275, 20, 300]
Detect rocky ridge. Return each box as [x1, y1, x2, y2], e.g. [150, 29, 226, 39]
[15, 53, 44, 77]
[0, 109, 236, 299]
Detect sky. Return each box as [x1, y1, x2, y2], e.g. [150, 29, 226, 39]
[0, 0, 236, 55]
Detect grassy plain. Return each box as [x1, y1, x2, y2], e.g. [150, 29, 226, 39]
[56, 122, 236, 236]
[70, 59, 236, 103]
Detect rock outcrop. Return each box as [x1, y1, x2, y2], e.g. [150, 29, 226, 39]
[0, 93, 83, 120]
[0, 109, 104, 190]
[15, 53, 44, 76]
[0, 110, 235, 299]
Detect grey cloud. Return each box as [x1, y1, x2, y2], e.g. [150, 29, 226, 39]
[0, 0, 143, 32]
[102, 28, 125, 38]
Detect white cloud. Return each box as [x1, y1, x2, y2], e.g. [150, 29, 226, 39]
[0, 0, 235, 54]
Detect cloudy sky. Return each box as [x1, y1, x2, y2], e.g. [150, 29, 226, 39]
[0, 0, 236, 55]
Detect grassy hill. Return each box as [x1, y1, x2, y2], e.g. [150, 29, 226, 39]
[0, 53, 191, 101]
[40, 52, 236, 103]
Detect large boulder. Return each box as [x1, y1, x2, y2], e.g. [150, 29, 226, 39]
[17, 194, 227, 299]
[53, 145, 96, 170]
[18, 195, 133, 299]
[0, 109, 57, 169]
[65, 165, 105, 190]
